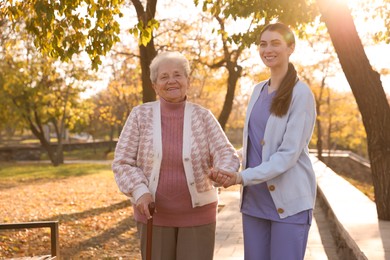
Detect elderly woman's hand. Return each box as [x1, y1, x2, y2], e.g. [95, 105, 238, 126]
[209, 169, 242, 188]
[136, 193, 154, 219]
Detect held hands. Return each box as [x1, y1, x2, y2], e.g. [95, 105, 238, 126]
[208, 168, 242, 188]
[136, 193, 154, 219]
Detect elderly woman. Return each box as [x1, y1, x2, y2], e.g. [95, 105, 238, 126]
[112, 51, 240, 260]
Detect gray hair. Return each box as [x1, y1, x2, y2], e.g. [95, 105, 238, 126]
[149, 51, 190, 83]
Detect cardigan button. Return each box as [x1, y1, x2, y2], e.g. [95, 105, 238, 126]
[260, 139, 265, 146]
[277, 208, 284, 214]
[268, 185, 275, 191]
[184, 158, 190, 162]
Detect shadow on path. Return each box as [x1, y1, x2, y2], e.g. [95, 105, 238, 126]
[39, 199, 137, 257]
[41, 200, 131, 223]
[313, 197, 342, 260]
[63, 215, 136, 257]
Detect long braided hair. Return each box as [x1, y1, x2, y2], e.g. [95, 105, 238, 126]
[259, 23, 298, 117]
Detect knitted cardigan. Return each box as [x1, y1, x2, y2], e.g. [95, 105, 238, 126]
[112, 100, 240, 207]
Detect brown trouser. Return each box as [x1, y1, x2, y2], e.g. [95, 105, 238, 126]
[137, 222, 216, 260]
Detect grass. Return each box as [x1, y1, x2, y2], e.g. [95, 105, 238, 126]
[63, 148, 114, 160]
[0, 147, 113, 183]
[323, 157, 375, 202]
[0, 163, 112, 181]
[341, 176, 375, 201]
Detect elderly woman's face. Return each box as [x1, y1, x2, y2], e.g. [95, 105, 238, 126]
[153, 60, 189, 103]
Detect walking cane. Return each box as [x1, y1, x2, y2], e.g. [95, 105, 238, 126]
[146, 202, 156, 260]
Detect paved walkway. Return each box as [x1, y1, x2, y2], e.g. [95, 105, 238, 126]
[214, 190, 340, 260]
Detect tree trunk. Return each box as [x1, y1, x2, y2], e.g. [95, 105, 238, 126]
[132, 0, 158, 103]
[315, 78, 327, 161]
[326, 87, 333, 159]
[139, 43, 157, 102]
[317, 0, 390, 220]
[315, 103, 323, 161]
[28, 119, 58, 166]
[52, 85, 70, 165]
[218, 63, 242, 130]
[105, 125, 115, 158]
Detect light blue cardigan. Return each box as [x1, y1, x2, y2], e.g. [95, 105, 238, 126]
[241, 80, 317, 219]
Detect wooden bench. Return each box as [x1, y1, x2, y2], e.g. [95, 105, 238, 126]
[0, 221, 59, 259]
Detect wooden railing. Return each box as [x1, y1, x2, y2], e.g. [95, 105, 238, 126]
[0, 221, 59, 259]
